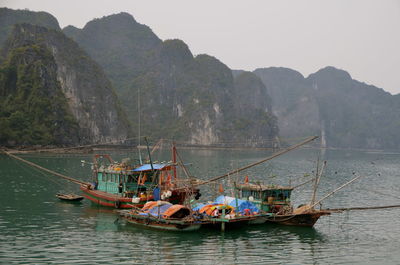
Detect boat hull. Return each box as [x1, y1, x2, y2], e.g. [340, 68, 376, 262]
[120, 212, 202, 231]
[202, 216, 259, 230]
[264, 211, 331, 227]
[56, 194, 84, 202]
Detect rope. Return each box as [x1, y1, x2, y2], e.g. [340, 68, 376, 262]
[3, 150, 90, 187]
[327, 204, 400, 212]
[10, 154, 65, 188]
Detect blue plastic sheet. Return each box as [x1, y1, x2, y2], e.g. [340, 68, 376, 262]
[214, 195, 259, 214]
[147, 203, 172, 217]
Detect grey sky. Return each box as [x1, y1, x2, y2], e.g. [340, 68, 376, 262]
[2, 0, 400, 94]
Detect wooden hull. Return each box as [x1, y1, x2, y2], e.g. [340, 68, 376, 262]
[263, 211, 331, 227]
[56, 194, 84, 202]
[120, 211, 202, 231]
[202, 216, 259, 230]
[80, 185, 189, 209]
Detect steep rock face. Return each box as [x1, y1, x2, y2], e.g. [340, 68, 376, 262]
[230, 72, 278, 143]
[254, 67, 320, 140]
[0, 7, 60, 47]
[308, 66, 400, 149]
[1, 24, 129, 144]
[255, 66, 400, 150]
[64, 13, 278, 146]
[0, 41, 78, 146]
[64, 12, 162, 92]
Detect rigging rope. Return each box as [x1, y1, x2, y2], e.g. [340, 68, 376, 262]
[3, 150, 90, 187]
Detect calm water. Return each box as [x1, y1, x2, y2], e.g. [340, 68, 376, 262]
[1, 148, 400, 264]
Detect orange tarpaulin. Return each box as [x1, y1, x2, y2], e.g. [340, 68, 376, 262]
[142, 201, 158, 211]
[199, 204, 234, 216]
[163, 205, 189, 218]
[142, 201, 172, 211]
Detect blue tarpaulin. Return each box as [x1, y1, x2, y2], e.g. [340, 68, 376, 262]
[147, 203, 173, 217]
[214, 195, 259, 214]
[133, 164, 169, 172]
[153, 187, 161, 201]
[192, 203, 206, 211]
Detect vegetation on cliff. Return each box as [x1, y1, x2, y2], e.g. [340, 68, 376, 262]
[0, 7, 60, 47]
[0, 21, 130, 146]
[0, 44, 78, 146]
[64, 13, 278, 146]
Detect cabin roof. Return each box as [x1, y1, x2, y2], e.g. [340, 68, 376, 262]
[236, 183, 293, 191]
[132, 163, 171, 172]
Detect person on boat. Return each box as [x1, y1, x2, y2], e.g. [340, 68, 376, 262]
[118, 182, 123, 193]
[212, 208, 219, 217]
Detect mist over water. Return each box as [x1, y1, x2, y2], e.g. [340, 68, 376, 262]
[1, 148, 400, 264]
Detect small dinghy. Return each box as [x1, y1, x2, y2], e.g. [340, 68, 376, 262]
[56, 193, 84, 201]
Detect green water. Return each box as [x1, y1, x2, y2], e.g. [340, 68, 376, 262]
[1, 148, 400, 264]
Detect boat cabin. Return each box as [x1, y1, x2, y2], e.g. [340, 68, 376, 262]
[235, 183, 293, 213]
[93, 155, 175, 198]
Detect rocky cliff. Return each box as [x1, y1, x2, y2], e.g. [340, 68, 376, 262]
[255, 66, 400, 150]
[0, 7, 60, 47]
[0, 23, 129, 145]
[64, 13, 278, 146]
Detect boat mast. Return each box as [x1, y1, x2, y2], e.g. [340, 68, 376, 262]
[310, 160, 326, 206]
[138, 86, 143, 164]
[172, 143, 177, 179]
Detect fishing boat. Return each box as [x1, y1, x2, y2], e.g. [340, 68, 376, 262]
[80, 145, 200, 209]
[193, 195, 264, 231]
[56, 193, 84, 201]
[235, 182, 330, 227]
[119, 201, 205, 231]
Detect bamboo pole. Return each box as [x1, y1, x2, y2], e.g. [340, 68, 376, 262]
[199, 136, 318, 185]
[310, 160, 326, 206]
[3, 150, 90, 187]
[310, 174, 365, 209]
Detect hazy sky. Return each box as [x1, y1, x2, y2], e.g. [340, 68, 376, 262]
[2, 0, 400, 94]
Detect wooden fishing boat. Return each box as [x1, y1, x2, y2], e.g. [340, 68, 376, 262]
[119, 201, 205, 231]
[81, 146, 200, 209]
[56, 193, 84, 201]
[235, 183, 330, 227]
[194, 200, 264, 231]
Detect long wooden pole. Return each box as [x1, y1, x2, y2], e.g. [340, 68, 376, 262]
[199, 136, 318, 185]
[310, 160, 326, 206]
[310, 174, 364, 209]
[3, 150, 90, 187]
